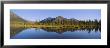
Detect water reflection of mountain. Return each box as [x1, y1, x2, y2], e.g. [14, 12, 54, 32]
[41, 27, 101, 34]
[10, 27, 101, 37]
[10, 27, 27, 37]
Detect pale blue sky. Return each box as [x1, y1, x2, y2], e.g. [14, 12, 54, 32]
[11, 9, 101, 22]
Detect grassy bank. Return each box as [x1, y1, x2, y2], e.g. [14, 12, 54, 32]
[11, 23, 100, 29]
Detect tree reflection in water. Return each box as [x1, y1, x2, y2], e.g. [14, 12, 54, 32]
[40, 26, 101, 34]
[10, 26, 101, 37]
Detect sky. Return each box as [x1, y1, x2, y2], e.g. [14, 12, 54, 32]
[11, 9, 101, 22]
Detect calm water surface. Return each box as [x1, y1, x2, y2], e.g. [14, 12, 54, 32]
[10, 28, 101, 39]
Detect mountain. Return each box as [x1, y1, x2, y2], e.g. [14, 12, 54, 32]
[39, 16, 79, 24]
[55, 16, 66, 21]
[40, 17, 55, 23]
[54, 16, 67, 22]
[10, 11, 27, 22]
[40, 16, 67, 23]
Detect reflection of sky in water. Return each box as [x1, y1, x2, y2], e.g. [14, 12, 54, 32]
[11, 28, 101, 39]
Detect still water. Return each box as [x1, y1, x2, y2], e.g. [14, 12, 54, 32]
[10, 27, 101, 39]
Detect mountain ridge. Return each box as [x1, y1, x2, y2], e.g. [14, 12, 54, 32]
[10, 11, 27, 22]
[40, 16, 79, 23]
[10, 12, 100, 25]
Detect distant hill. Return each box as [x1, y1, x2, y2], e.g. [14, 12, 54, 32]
[10, 12, 27, 23]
